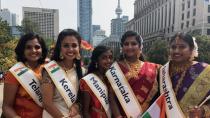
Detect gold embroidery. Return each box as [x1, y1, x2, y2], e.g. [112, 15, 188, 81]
[124, 59, 142, 79]
[141, 85, 149, 94]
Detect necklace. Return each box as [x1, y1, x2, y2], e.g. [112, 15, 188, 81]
[169, 61, 192, 95]
[124, 59, 141, 79]
[61, 61, 73, 72]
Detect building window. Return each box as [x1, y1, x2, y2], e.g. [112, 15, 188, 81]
[182, 13, 185, 20]
[194, 0, 196, 6]
[208, 5, 210, 13]
[193, 8, 196, 16]
[182, 3, 185, 11]
[187, 11, 190, 18]
[192, 19, 195, 26]
[187, 1, 190, 8]
[181, 23, 184, 29]
[207, 29, 210, 35]
[186, 21, 189, 28]
[208, 16, 210, 23]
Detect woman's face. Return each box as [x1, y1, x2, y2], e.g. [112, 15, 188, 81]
[24, 38, 42, 63]
[122, 36, 141, 59]
[97, 50, 113, 71]
[60, 36, 80, 61]
[169, 37, 193, 63]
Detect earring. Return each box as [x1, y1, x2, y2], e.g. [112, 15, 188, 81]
[95, 63, 98, 68]
[60, 53, 64, 60]
[76, 53, 81, 60]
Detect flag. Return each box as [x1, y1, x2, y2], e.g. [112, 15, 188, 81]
[141, 94, 166, 118]
[81, 39, 94, 51]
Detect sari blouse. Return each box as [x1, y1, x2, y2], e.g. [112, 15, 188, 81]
[4, 65, 43, 118]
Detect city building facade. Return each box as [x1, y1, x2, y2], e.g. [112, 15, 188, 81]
[126, 0, 210, 51]
[92, 30, 107, 47]
[0, 9, 18, 26]
[23, 7, 59, 40]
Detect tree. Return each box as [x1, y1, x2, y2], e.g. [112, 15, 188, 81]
[20, 18, 41, 34]
[0, 18, 12, 43]
[195, 35, 210, 63]
[145, 39, 168, 65]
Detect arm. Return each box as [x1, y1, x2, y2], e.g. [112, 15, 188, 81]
[40, 70, 65, 118]
[2, 83, 20, 118]
[81, 91, 91, 118]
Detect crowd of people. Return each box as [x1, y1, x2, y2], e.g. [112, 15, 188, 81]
[1, 29, 210, 118]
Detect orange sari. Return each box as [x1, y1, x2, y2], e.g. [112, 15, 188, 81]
[4, 65, 43, 118]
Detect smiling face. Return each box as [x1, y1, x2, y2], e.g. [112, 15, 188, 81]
[169, 37, 193, 63]
[24, 38, 42, 63]
[97, 50, 113, 72]
[60, 36, 80, 61]
[122, 36, 141, 59]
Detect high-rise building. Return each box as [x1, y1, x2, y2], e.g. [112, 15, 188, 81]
[110, 0, 128, 39]
[23, 7, 59, 40]
[92, 30, 107, 47]
[0, 9, 18, 26]
[92, 25, 101, 34]
[126, 0, 210, 51]
[78, 0, 92, 43]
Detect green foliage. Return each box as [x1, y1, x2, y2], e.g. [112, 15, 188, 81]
[145, 39, 168, 65]
[195, 35, 210, 63]
[0, 18, 13, 43]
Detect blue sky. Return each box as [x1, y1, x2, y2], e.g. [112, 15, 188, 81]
[1, 0, 135, 36]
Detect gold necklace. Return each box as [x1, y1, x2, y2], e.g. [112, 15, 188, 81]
[124, 59, 141, 79]
[61, 61, 73, 72]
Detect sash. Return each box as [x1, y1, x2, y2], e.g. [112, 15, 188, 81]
[179, 65, 210, 112]
[159, 62, 185, 118]
[44, 61, 77, 108]
[82, 74, 111, 118]
[9, 62, 42, 107]
[106, 62, 142, 118]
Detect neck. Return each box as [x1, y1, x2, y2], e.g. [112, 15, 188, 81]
[98, 68, 106, 76]
[62, 59, 74, 69]
[125, 56, 139, 63]
[25, 61, 39, 69]
[171, 60, 192, 66]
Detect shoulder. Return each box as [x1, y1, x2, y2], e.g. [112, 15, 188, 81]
[4, 71, 19, 85]
[143, 61, 162, 69]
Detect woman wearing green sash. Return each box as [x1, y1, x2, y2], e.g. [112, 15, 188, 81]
[159, 32, 210, 117]
[80, 45, 113, 118]
[2, 33, 48, 118]
[40, 29, 85, 118]
[108, 31, 160, 117]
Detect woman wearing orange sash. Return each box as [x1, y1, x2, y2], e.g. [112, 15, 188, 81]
[80, 45, 113, 118]
[2, 33, 48, 118]
[160, 33, 210, 118]
[40, 29, 84, 118]
[109, 31, 160, 117]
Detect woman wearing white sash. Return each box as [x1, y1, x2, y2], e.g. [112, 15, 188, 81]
[109, 31, 160, 117]
[2, 33, 48, 118]
[80, 46, 113, 118]
[160, 32, 210, 117]
[40, 29, 85, 118]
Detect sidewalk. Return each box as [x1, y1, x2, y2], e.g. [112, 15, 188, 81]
[0, 83, 3, 114]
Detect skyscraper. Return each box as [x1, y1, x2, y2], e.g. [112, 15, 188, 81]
[78, 0, 92, 43]
[0, 9, 18, 26]
[110, 0, 128, 39]
[23, 7, 59, 40]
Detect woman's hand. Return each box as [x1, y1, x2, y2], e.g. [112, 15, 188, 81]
[187, 106, 205, 118]
[69, 104, 80, 117]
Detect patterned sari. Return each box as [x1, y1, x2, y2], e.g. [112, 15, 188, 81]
[116, 61, 159, 115]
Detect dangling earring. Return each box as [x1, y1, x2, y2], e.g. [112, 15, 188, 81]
[137, 50, 141, 59]
[60, 53, 64, 60]
[95, 63, 98, 68]
[76, 53, 81, 60]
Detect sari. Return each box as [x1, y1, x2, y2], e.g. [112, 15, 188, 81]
[160, 62, 210, 117]
[4, 64, 44, 118]
[114, 61, 159, 116]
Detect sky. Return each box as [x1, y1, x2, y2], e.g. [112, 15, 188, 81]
[1, 0, 135, 36]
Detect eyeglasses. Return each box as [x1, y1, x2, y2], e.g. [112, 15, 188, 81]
[25, 45, 41, 50]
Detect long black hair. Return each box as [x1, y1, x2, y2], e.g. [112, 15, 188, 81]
[15, 32, 48, 64]
[51, 29, 83, 79]
[119, 30, 144, 61]
[87, 45, 111, 74]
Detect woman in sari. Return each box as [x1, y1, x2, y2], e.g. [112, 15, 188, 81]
[40, 29, 85, 118]
[2, 33, 48, 118]
[108, 31, 160, 117]
[159, 32, 210, 118]
[80, 45, 113, 118]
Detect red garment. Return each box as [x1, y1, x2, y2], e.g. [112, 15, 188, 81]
[4, 65, 43, 118]
[80, 79, 108, 118]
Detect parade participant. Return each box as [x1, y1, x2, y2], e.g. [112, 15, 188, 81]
[2, 33, 48, 118]
[106, 31, 160, 117]
[159, 32, 210, 118]
[80, 45, 113, 118]
[40, 29, 85, 118]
